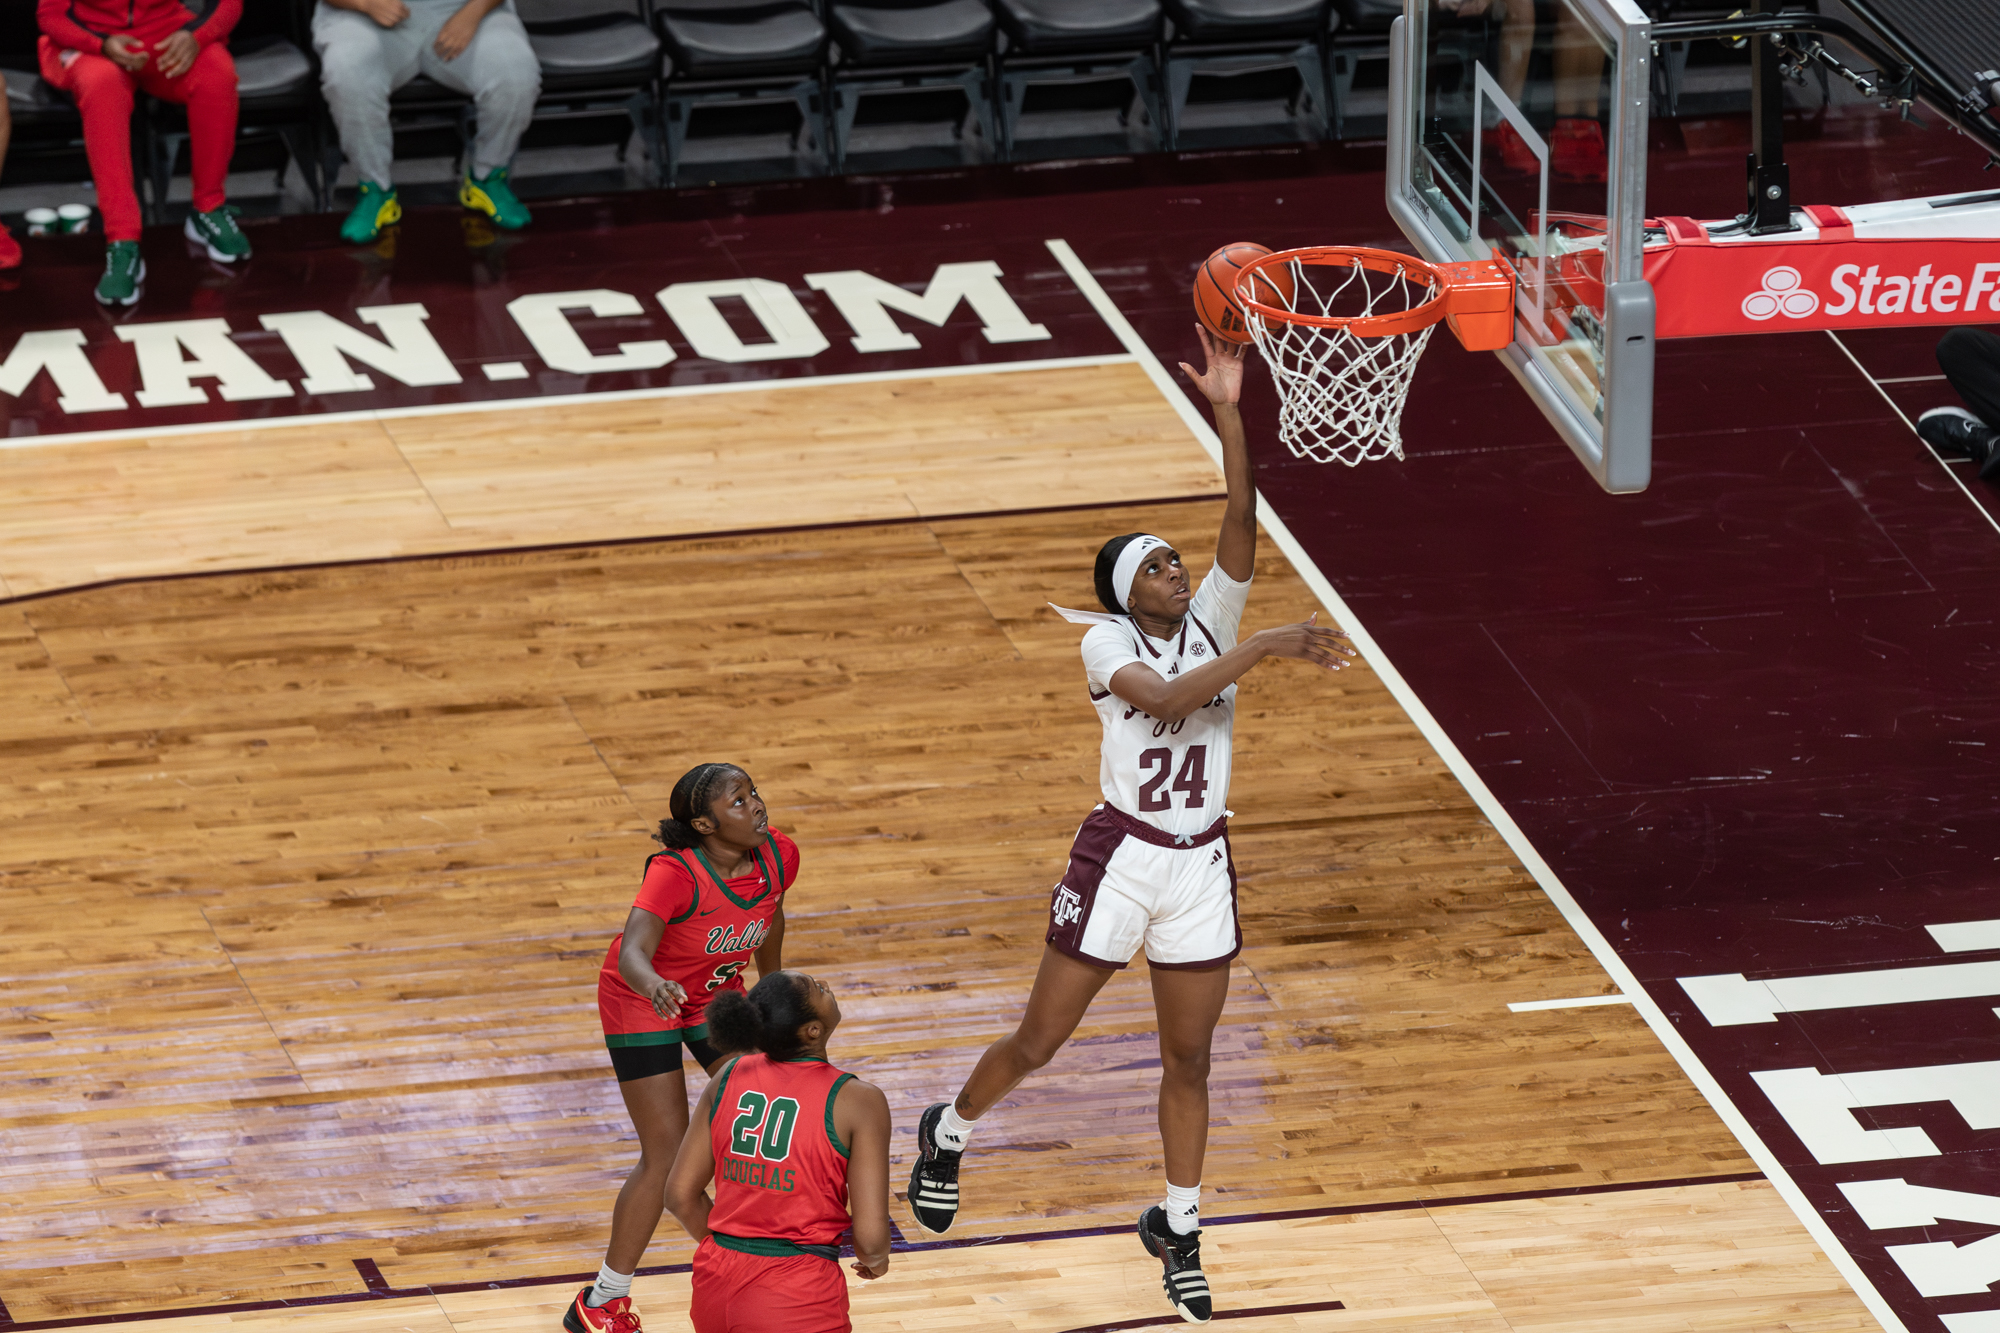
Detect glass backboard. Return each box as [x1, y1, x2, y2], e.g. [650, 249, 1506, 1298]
[1387, 0, 1655, 492]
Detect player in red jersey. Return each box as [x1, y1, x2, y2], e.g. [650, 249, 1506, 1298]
[666, 970, 891, 1333]
[565, 763, 798, 1333]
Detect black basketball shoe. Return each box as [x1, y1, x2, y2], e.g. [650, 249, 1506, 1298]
[1138, 1204, 1212, 1323]
[1918, 406, 2000, 471]
[907, 1103, 962, 1234]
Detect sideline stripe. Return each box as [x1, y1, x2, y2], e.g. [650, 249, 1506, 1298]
[0, 353, 1137, 452]
[1507, 994, 1634, 1012]
[1826, 327, 2000, 542]
[0, 1172, 1766, 1330]
[0, 493, 1220, 610]
[1050, 236, 1909, 1333]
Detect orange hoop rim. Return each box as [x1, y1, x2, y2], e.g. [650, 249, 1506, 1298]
[1236, 246, 1449, 338]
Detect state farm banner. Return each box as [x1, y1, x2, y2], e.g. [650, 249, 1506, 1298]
[1644, 223, 2000, 340]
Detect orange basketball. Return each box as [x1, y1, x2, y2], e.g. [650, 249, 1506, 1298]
[1192, 241, 1295, 344]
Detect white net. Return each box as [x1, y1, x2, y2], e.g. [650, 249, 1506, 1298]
[1241, 251, 1444, 467]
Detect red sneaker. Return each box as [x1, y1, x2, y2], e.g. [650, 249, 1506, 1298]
[561, 1286, 641, 1333]
[1486, 120, 1540, 174]
[0, 223, 21, 270]
[1551, 118, 1609, 184]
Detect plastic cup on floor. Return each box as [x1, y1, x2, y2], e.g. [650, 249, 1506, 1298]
[57, 203, 92, 234]
[23, 207, 56, 237]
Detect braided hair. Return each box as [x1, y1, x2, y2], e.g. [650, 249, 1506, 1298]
[655, 762, 748, 850]
[1093, 533, 1149, 615]
[706, 971, 817, 1061]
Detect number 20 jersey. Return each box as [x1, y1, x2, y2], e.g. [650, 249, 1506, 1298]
[705, 1052, 856, 1248]
[1079, 561, 1251, 838]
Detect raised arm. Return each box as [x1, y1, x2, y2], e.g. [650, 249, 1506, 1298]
[1108, 614, 1352, 723]
[835, 1078, 893, 1279]
[1178, 327, 1255, 582]
[663, 1075, 722, 1241]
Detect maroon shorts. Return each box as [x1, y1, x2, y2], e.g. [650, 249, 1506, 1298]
[690, 1236, 849, 1333]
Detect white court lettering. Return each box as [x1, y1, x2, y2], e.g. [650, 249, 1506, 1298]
[1753, 1060, 2000, 1164]
[657, 279, 830, 363]
[805, 262, 1053, 353]
[0, 329, 128, 413]
[116, 318, 292, 407]
[505, 289, 676, 375]
[260, 304, 463, 395]
[1841, 1179, 2000, 1297]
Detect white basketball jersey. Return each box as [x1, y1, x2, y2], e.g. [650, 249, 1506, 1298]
[1079, 562, 1252, 837]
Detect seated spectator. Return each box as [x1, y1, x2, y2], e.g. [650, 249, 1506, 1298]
[313, 0, 541, 244]
[1918, 328, 2000, 477]
[36, 0, 249, 306]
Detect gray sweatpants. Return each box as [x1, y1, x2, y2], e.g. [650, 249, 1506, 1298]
[313, 0, 542, 185]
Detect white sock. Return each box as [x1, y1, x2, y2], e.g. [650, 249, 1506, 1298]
[937, 1103, 977, 1152]
[1165, 1181, 1201, 1235]
[586, 1264, 633, 1307]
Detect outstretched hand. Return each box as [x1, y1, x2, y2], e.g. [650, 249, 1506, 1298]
[1178, 326, 1246, 406]
[1257, 613, 1356, 671]
[643, 976, 687, 1021]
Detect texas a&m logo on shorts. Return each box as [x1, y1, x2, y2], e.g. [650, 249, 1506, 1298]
[1051, 884, 1084, 928]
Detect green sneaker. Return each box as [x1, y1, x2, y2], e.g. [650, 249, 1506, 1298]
[341, 181, 401, 244]
[459, 166, 530, 230]
[94, 241, 145, 307]
[184, 204, 250, 263]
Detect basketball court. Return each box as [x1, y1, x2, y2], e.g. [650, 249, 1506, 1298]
[4, 3, 2000, 1331]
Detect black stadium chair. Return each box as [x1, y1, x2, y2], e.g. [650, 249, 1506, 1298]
[1161, 0, 1333, 149]
[0, 3, 104, 202]
[0, 67, 90, 193]
[1326, 0, 1398, 140]
[826, 0, 998, 170]
[992, 0, 1166, 158]
[519, 0, 665, 185]
[655, 0, 829, 186]
[148, 0, 324, 218]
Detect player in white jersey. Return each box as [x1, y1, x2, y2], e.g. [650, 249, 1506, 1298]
[905, 328, 1353, 1324]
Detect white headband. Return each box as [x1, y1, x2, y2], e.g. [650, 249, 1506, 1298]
[1112, 535, 1171, 613]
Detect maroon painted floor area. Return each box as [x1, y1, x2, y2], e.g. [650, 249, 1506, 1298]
[6, 109, 1998, 1330]
[1154, 118, 2000, 1333]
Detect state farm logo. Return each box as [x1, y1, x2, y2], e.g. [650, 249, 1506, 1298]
[1743, 266, 1820, 321]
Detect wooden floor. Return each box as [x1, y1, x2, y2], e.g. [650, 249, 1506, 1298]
[0, 365, 1875, 1331]
[0, 361, 1215, 597]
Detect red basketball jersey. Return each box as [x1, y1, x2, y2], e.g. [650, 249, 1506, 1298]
[598, 833, 798, 1035]
[705, 1053, 855, 1251]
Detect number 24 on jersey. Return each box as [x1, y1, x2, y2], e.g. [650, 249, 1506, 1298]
[1137, 744, 1209, 812]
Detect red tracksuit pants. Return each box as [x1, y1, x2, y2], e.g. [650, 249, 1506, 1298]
[39, 23, 238, 243]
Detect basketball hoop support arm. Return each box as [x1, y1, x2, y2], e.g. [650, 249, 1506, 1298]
[1641, 192, 2000, 339]
[1649, 9, 2000, 158]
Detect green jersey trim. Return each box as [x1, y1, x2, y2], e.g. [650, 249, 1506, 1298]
[709, 1232, 837, 1262]
[823, 1072, 856, 1159]
[693, 840, 778, 912]
[604, 1021, 710, 1049]
[707, 1055, 741, 1127]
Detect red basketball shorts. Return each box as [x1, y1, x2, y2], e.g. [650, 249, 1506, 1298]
[690, 1238, 849, 1333]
